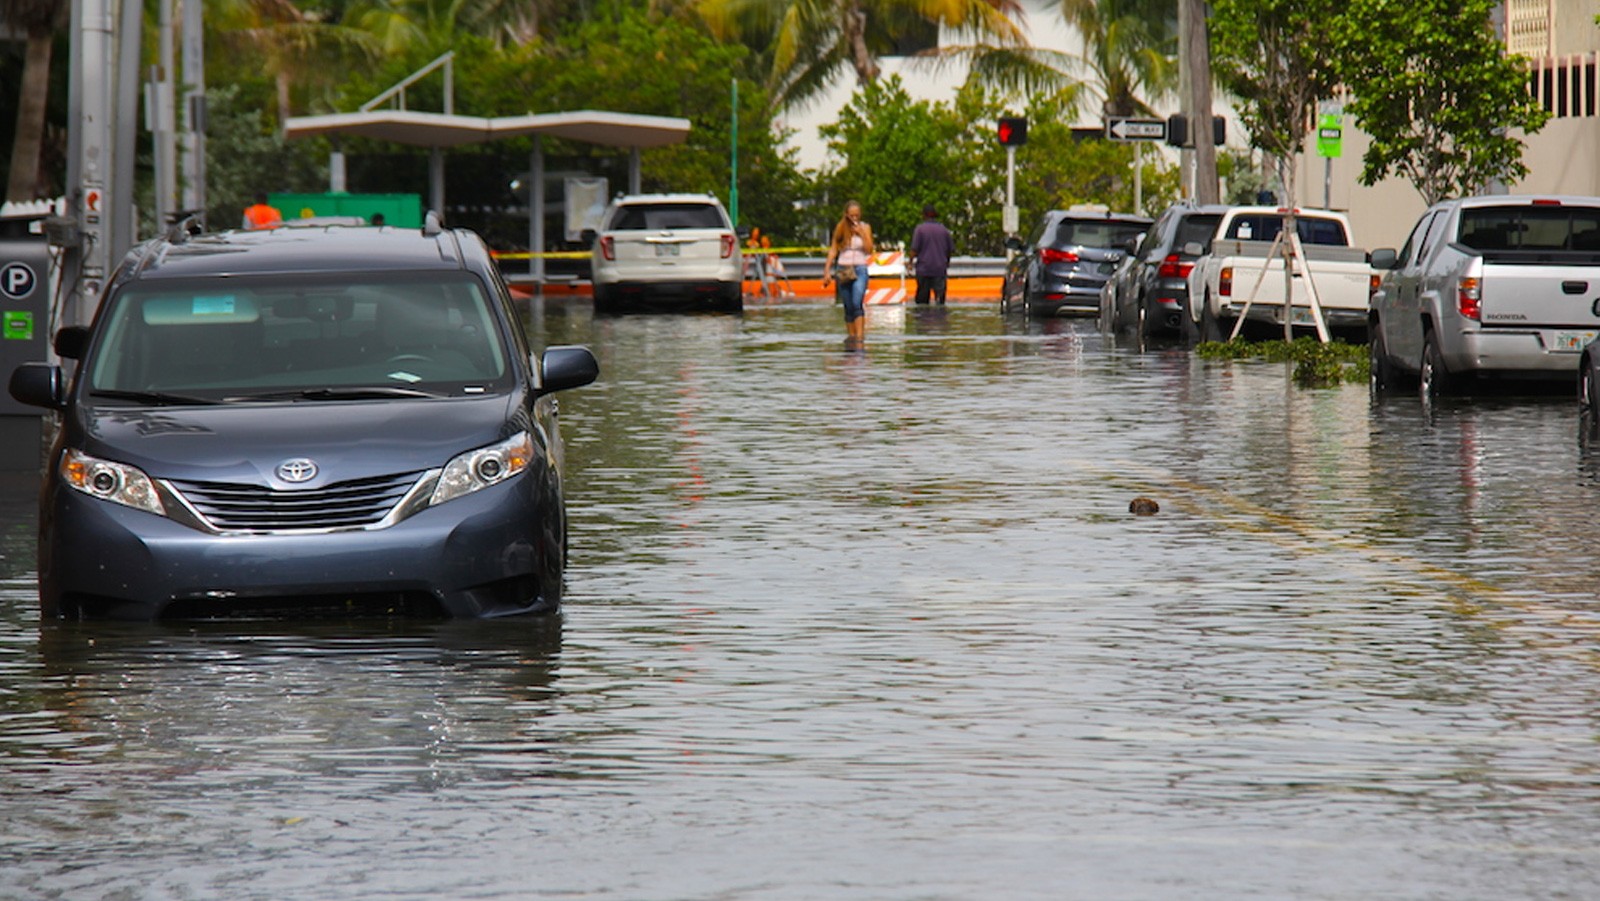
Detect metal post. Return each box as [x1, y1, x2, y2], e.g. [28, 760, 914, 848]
[113, 0, 138, 253]
[1324, 157, 1332, 211]
[1133, 142, 1143, 215]
[428, 146, 444, 218]
[179, 0, 205, 219]
[63, 0, 116, 329]
[152, 0, 175, 225]
[629, 147, 641, 195]
[729, 78, 739, 227]
[530, 135, 545, 285]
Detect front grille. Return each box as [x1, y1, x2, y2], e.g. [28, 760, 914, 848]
[167, 471, 423, 532]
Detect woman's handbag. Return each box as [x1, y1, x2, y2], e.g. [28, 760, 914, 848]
[833, 264, 857, 284]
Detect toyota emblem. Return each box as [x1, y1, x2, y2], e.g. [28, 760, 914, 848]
[276, 458, 319, 483]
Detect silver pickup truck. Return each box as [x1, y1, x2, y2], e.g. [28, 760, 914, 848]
[1369, 195, 1600, 398]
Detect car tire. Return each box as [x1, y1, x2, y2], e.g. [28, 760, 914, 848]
[1369, 323, 1392, 394]
[1581, 356, 1598, 431]
[1419, 331, 1452, 400]
[1199, 296, 1224, 342]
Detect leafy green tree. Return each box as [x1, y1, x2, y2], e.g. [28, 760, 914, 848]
[201, 85, 328, 229]
[816, 76, 1174, 254]
[1331, 0, 1548, 204]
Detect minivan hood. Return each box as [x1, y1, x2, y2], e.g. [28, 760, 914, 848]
[71, 394, 520, 487]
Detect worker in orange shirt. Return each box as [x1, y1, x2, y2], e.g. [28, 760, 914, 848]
[242, 193, 283, 230]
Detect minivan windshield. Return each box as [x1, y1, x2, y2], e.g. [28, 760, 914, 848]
[88, 273, 510, 398]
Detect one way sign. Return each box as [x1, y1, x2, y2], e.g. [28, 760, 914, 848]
[1105, 117, 1167, 142]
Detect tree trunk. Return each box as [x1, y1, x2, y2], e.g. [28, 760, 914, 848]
[845, 3, 879, 83]
[6, 30, 53, 203]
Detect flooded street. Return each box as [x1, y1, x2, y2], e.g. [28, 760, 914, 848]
[4, 300, 1600, 899]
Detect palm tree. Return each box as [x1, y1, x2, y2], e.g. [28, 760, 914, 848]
[1059, 0, 1176, 118]
[210, 0, 379, 120]
[4, 0, 67, 202]
[697, 0, 1057, 110]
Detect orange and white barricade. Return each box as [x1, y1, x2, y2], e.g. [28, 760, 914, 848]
[865, 251, 907, 305]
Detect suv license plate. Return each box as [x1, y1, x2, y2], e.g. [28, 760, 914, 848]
[1553, 330, 1597, 352]
[655, 244, 680, 257]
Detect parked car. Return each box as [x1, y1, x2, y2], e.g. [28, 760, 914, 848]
[1002, 209, 1150, 317]
[8, 215, 599, 620]
[1185, 206, 1375, 342]
[588, 192, 743, 312]
[1369, 195, 1600, 399]
[1100, 201, 1229, 338]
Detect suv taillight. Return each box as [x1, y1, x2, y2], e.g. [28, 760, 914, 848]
[1458, 276, 1481, 320]
[1040, 248, 1079, 265]
[721, 233, 736, 259]
[1156, 254, 1193, 279]
[599, 235, 615, 261]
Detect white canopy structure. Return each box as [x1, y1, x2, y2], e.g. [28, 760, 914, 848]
[284, 52, 690, 286]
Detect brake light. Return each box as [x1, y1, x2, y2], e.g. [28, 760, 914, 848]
[1156, 254, 1194, 279]
[1219, 267, 1233, 297]
[1369, 273, 1381, 297]
[1531, 198, 1562, 206]
[1040, 248, 1079, 264]
[599, 235, 615, 261]
[721, 233, 736, 259]
[1458, 276, 1481, 320]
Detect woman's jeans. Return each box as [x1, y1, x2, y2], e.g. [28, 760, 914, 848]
[837, 266, 868, 321]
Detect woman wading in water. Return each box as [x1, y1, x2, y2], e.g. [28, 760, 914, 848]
[822, 200, 875, 348]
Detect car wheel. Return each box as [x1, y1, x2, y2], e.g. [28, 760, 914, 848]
[1419, 331, 1452, 400]
[1369, 323, 1392, 394]
[1581, 357, 1598, 430]
[1199, 296, 1224, 342]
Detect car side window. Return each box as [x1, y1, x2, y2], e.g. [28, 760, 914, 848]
[1415, 210, 1448, 264]
[1026, 216, 1051, 247]
[1395, 211, 1436, 268]
[1137, 212, 1171, 257]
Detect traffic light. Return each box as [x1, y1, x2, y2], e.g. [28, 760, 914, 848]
[997, 116, 1028, 147]
[1164, 114, 1226, 147]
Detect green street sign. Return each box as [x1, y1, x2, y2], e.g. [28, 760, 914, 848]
[1316, 113, 1343, 159]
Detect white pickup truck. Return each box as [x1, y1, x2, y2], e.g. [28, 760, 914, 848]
[1185, 207, 1375, 341]
[1369, 195, 1600, 398]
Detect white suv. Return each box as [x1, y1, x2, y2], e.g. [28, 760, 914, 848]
[589, 193, 743, 312]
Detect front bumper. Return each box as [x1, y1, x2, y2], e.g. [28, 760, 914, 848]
[40, 477, 562, 620]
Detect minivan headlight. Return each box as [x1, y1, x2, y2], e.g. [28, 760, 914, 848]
[60, 448, 165, 515]
[430, 431, 533, 506]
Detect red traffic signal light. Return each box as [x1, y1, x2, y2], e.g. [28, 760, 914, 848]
[997, 116, 1028, 146]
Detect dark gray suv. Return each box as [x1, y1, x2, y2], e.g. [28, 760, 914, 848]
[1002, 210, 1151, 316]
[1100, 201, 1229, 339]
[9, 217, 598, 620]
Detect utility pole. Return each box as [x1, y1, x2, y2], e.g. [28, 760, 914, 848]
[179, 0, 206, 220]
[1178, 0, 1219, 204]
[62, 0, 114, 330]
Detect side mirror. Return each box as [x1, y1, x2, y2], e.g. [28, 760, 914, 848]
[579, 228, 598, 247]
[1369, 248, 1398, 270]
[54, 325, 90, 359]
[10, 362, 64, 409]
[1004, 235, 1024, 252]
[538, 345, 599, 395]
[1123, 235, 1142, 254]
[736, 226, 752, 241]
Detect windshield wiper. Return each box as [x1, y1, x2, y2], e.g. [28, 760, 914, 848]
[224, 386, 447, 402]
[89, 389, 224, 406]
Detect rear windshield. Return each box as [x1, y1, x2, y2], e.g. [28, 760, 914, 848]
[1457, 206, 1600, 251]
[1051, 219, 1148, 249]
[1176, 214, 1222, 253]
[1223, 214, 1348, 246]
[88, 273, 510, 397]
[609, 203, 727, 231]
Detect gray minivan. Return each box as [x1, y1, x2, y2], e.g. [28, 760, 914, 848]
[9, 218, 598, 620]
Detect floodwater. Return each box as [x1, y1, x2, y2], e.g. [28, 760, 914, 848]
[4, 300, 1600, 900]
